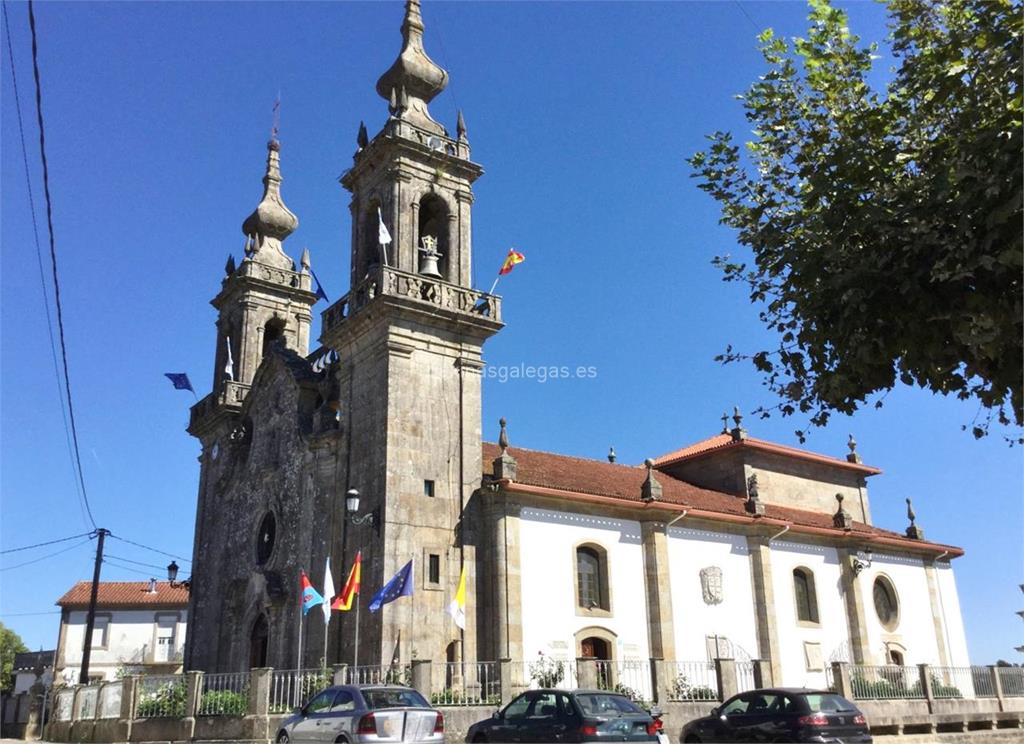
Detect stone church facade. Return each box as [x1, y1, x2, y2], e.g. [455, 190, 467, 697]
[184, 0, 970, 684]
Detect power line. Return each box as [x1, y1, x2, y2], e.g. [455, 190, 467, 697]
[105, 554, 167, 571]
[0, 531, 94, 554]
[0, 610, 61, 617]
[102, 559, 159, 578]
[0, 537, 93, 572]
[1, 0, 88, 529]
[26, 0, 97, 530]
[110, 536, 192, 564]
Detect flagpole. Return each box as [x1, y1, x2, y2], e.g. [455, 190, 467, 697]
[353, 595, 360, 669]
[297, 602, 303, 673]
[488, 275, 500, 295]
[322, 615, 329, 674]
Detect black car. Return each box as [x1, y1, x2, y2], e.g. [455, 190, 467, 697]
[467, 689, 662, 742]
[681, 688, 871, 743]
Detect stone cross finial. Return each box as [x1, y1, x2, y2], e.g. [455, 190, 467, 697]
[498, 417, 509, 453]
[846, 433, 862, 464]
[721, 412, 730, 435]
[492, 417, 517, 481]
[745, 473, 765, 515]
[905, 497, 924, 540]
[730, 406, 747, 441]
[833, 493, 852, 530]
[457, 109, 468, 141]
[608, 447, 616, 463]
[641, 458, 662, 502]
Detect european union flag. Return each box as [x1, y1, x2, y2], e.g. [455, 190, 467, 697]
[368, 559, 414, 612]
[164, 373, 194, 393]
[311, 269, 329, 302]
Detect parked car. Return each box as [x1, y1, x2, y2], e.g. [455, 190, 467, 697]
[681, 688, 871, 743]
[466, 688, 662, 742]
[277, 685, 444, 744]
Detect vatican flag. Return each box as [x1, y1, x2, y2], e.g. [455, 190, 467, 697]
[447, 564, 467, 630]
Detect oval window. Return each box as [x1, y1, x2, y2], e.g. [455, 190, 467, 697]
[256, 512, 276, 565]
[873, 576, 899, 630]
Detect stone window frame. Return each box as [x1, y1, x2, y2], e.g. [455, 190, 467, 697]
[422, 548, 444, 592]
[255, 510, 277, 566]
[573, 541, 612, 618]
[150, 612, 182, 662]
[792, 566, 820, 626]
[872, 573, 900, 632]
[89, 613, 113, 650]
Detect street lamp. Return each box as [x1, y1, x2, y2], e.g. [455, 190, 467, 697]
[851, 548, 873, 576]
[167, 561, 191, 590]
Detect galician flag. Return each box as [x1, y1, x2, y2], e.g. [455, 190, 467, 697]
[332, 551, 362, 611]
[368, 559, 414, 612]
[447, 564, 467, 630]
[322, 557, 335, 625]
[378, 208, 392, 246]
[498, 248, 525, 275]
[300, 570, 324, 616]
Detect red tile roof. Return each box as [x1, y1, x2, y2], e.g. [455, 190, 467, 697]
[652, 434, 882, 475]
[481, 443, 960, 557]
[56, 581, 189, 609]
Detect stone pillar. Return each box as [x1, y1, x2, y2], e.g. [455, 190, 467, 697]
[989, 666, 1005, 713]
[249, 668, 272, 716]
[490, 495, 523, 664]
[747, 537, 782, 684]
[185, 670, 204, 718]
[715, 659, 738, 702]
[332, 664, 349, 686]
[576, 659, 598, 689]
[120, 676, 139, 721]
[924, 561, 951, 667]
[837, 548, 871, 665]
[411, 660, 432, 700]
[649, 658, 669, 705]
[752, 660, 773, 689]
[918, 664, 935, 717]
[498, 659, 514, 705]
[641, 522, 676, 661]
[70, 685, 83, 722]
[830, 662, 853, 699]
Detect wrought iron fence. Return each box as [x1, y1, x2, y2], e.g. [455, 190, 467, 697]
[345, 663, 411, 686]
[848, 665, 924, 700]
[998, 666, 1024, 697]
[269, 669, 330, 713]
[594, 660, 654, 704]
[513, 656, 578, 691]
[736, 661, 757, 693]
[663, 661, 718, 702]
[98, 682, 123, 718]
[929, 666, 980, 699]
[198, 672, 251, 715]
[136, 675, 188, 718]
[431, 662, 500, 706]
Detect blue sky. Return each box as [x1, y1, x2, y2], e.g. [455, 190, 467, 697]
[1, 1, 1020, 663]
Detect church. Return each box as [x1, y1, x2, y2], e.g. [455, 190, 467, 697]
[183, 0, 970, 689]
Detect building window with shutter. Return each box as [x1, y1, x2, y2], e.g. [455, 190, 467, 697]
[575, 544, 611, 615]
[793, 567, 820, 624]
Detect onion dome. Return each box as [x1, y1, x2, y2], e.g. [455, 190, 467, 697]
[241, 139, 298, 269]
[375, 0, 448, 133]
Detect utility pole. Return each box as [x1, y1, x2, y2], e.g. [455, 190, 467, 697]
[79, 528, 108, 684]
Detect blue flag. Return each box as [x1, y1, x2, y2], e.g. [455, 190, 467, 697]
[311, 269, 329, 302]
[368, 560, 414, 612]
[164, 373, 194, 393]
[301, 570, 325, 616]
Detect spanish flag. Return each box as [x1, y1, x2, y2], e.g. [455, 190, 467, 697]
[446, 564, 467, 629]
[332, 551, 362, 611]
[498, 249, 525, 275]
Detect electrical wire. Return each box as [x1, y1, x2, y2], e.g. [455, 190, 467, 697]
[26, 0, 97, 530]
[108, 534, 190, 563]
[102, 559, 160, 578]
[104, 554, 168, 571]
[0, 610, 61, 617]
[0, 537, 93, 571]
[0, 531, 94, 554]
[1, 0, 88, 529]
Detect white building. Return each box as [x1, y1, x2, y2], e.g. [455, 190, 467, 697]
[54, 581, 189, 683]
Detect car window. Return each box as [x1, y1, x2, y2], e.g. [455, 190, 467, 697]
[767, 694, 799, 714]
[527, 693, 558, 719]
[720, 696, 749, 715]
[558, 693, 579, 720]
[573, 693, 645, 716]
[331, 691, 355, 712]
[361, 688, 429, 710]
[306, 690, 336, 714]
[745, 693, 779, 713]
[803, 694, 855, 713]
[503, 694, 531, 721]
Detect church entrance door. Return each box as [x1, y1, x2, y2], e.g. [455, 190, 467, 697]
[250, 615, 269, 669]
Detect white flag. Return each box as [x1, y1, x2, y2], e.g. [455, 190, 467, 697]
[224, 337, 234, 381]
[323, 556, 335, 625]
[377, 207, 392, 246]
[447, 564, 467, 630]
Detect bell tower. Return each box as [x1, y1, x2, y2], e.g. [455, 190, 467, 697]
[322, 0, 502, 668]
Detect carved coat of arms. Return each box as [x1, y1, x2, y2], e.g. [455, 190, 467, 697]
[700, 566, 724, 605]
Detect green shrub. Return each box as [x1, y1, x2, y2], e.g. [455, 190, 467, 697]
[200, 689, 249, 715]
[672, 675, 716, 701]
[136, 682, 187, 717]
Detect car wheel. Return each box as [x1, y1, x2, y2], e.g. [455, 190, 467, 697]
[472, 736, 487, 743]
[683, 736, 701, 743]
[277, 733, 289, 744]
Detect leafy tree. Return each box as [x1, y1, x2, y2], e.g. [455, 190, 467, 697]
[689, 0, 1022, 439]
[1, 622, 29, 692]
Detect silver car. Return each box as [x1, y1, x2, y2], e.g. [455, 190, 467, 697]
[277, 685, 444, 744]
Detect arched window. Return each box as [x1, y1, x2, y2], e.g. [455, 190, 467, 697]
[250, 614, 269, 669]
[418, 194, 449, 280]
[873, 575, 900, 630]
[793, 567, 819, 624]
[255, 512, 276, 565]
[575, 544, 610, 612]
[262, 317, 286, 358]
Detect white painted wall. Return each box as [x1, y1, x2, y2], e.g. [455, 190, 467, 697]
[934, 562, 970, 667]
[770, 541, 850, 688]
[858, 553, 941, 667]
[59, 609, 187, 681]
[518, 507, 650, 664]
[667, 527, 759, 662]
